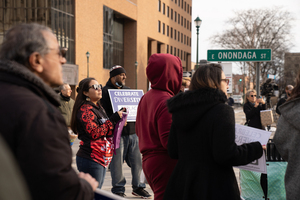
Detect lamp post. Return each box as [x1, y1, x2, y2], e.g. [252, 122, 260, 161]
[135, 61, 138, 89]
[194, 16, 202, 70]
[86, 51, 90, 78]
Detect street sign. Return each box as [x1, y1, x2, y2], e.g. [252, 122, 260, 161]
[267, 74, 276, 79]
[207, 49, 271, 62]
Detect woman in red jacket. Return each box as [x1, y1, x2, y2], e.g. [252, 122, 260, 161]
[136, 54, 182, 200]
[71, 78, 123, 188]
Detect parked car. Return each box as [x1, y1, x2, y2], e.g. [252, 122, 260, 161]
[232, 95, 243, 105]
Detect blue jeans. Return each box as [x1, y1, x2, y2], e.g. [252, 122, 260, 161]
[110, 134, 145, 193]
[76, 156, 107, 189]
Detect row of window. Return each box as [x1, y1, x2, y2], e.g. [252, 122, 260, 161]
[158, 21, 191, 47]
[158, 0, 191, 16]
[158, 1, 191, 31]
[167, 45, 187, 61]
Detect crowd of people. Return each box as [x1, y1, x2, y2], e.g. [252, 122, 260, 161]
[0, 23, 298, 200]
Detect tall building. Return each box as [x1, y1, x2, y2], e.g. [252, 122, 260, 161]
[0, 0, 192, 92]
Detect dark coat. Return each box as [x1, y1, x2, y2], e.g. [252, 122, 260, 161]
[276, 94, 287, 115]
[243, 101, 266, 129]
[164, 88, 263, 200]
[274, 97, 300, 200]
[0, 60, 93, 200]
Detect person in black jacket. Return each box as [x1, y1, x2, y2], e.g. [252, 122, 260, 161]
[101, 65, 151, 198]
[71, 78, 123, 188]
[243, 90, 266, 129]
[164, 64, 264, 200]
[276, 85, 293, 115]
[0, 23, 98, 200]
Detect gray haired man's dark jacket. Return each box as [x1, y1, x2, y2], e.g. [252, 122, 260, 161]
[0, 60, 94, 200]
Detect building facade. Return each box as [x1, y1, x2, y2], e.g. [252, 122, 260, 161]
[0, 0, 192, 92]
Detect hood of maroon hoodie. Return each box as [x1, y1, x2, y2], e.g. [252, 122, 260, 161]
[146, 53, 182, 95]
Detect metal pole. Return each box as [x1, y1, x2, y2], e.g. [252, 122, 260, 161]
[256, 62, 260, 96]
[243, 62, 245, 104]
[196, 26, 199, 69]
[87, 57, 89, 78]
[135, 61, 138, 89]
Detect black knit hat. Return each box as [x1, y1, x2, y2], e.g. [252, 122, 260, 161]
[110, 65, 126, 78]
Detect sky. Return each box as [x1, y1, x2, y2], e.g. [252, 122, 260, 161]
[191, 0, 300, 74]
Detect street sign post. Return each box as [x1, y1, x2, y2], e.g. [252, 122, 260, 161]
[207, 49, 272, 62]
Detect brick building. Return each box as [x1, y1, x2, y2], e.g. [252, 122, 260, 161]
[0, 0, 192, 92]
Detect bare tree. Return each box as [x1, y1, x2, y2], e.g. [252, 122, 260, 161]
[210, 7, 294, 90]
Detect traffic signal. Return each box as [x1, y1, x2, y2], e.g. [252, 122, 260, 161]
[239, 78, 242, 82]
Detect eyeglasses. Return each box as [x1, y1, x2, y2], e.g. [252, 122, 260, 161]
[89, 84, 102, 90]
[47, 47, 67, 58]
[250, 95, 257, 97]
[221, 79, 230, 85]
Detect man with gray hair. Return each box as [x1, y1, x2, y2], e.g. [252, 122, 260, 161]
[0, 23, 97, 200]
[58, 83, 77, 145]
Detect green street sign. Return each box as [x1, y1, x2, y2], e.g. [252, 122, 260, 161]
[207, 49, 272, 62]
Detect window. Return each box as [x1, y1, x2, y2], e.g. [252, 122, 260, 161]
[170, 27, 173, 38]
[170, 46, 173, 54]
[184, 35, 186, 44]
[187, 4, 189, 13]
[175, 0, 177, 3]
[190, 38, 191, 46]
[167, 6, 169, 17]
[181, 33, 183, 43]
[184, 18, 186, 28]
[158, 0, 161, 12]
[190, 22, 192, 31]
[184, 2, 186, 11]
[181, 50, 183, 59]
[174, 47, 176, 56]
[174, 29, 176, 40]
[178, 0, 180, 7]
[167, 25, 169, 36]
[187, 20, 189, 30]
[187, 36, 189, 46]
[184, 51, 186, 61]
[167, 45, 169, 53]
[181, 0, 183, 9]
[177, 49, 179, 57]
[181, 16, 183, 26]
[163, 3, 165, 14]
[174, 11, 177, 22]
[190, 6, 192, 16]
[163, 23, 165, 34]
[178, 14, 180, 24]
[158, 20, 161, 32]
[171, 9, 173, 20]
[178, 31, 180, 41]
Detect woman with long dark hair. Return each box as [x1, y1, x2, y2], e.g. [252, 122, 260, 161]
[164, 64, 264, 200]
[71, 78, 123, 188]
[274, 70, 300, 200]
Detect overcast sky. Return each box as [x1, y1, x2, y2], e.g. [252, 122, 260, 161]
[191, 0, 300, 74]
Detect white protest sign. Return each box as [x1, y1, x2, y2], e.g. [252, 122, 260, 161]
[234, 124, 271, 173]
[108, 89, 144, 122]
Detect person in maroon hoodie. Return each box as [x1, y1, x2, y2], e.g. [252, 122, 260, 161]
[136, 53, 182, 200]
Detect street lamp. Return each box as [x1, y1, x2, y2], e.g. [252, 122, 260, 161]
[135, 61, 138, 89]
[86, 51, 90, 78]
[194, 16, 202, 70]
